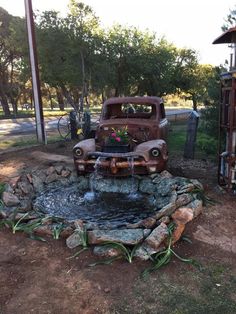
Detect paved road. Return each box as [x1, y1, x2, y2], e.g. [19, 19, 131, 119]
[0, 109, 191, 136]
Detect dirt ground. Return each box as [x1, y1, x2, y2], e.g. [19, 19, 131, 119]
[0, 142, 236, 314]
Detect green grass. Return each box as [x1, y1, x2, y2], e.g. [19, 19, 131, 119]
[0, 134, 62, 151]
[168, 121, 217, 160]
[111, 263, 236, 314]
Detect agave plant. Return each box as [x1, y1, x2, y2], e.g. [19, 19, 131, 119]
[1, 211, 44, 235]
[142, 222, 202, 277]
[67, 226, 88, 259]
[52, 223, 65, 240]
[89, 241, 140, 267]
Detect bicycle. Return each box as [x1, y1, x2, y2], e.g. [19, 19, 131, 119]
[57, 109, 91, 140]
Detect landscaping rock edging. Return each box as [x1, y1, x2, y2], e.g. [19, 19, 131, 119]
[0, 163, 203, 261]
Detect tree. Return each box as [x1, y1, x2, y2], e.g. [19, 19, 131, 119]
[0, 7, 28, 116]
[222, 6, 236, 31]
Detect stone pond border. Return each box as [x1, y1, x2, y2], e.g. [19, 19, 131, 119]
[0, 163, 203, 261]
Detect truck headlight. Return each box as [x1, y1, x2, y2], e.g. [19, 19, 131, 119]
[151, 148, 160, 157]
[74, 147, 83, 157]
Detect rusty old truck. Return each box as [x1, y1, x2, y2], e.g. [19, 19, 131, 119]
[73, 96, 168, 176]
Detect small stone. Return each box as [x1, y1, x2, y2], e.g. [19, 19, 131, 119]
[61, 169, 71, 178]
[31, 174, 44, 192]
[171, 222, 185, 244]
[139, 217, 156, 228]
[34, 225, 52, 237]
[2, 191, 20, 207]
[159, 216, 170, 224]
[93, 245, 121, 258]
[55, 165, 64, 175]
[66, 231, 83, 249]
[77, 176, 89, 191]
[188, 199, 203, 218]
[18, 181, 34, 195]
[9, 176, 21, 188]
[26, 174, 33, 184]
[73, 219, 84, 230]
[176, 193, 193, 208]
[104, 288, 110, 293]
[144, 223, 168, 250]
[45, 173, 58, 184]
[60, 226, 75, 238]
[154, 202, 177, 220]
[18, 198, 32, 212]
[88, 229, 145, 245]
[160, 170, 173, 178]
[46, 166, 56, 176]
[135, 224, 168, 260]
[171, 207, 194, 225]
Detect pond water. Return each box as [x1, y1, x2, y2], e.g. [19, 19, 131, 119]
[33, 185, 156, 229]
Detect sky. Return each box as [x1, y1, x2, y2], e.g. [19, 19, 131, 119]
[0, 0, 236, 66]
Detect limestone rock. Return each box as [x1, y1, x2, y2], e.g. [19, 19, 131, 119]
[60, 226, 74, 238]
[135, 223, 168, 260]
[176, 193, 193, 208]
[45, 172, 58, 184]
[92, 177, 139, 194]
[18, 180, 34, 195]
[77, 176, 89, 191]
[18, 198, 32, 212]
[143, 223, 168, 250]
[61, 169, 71, 178]
[159, 216, 170, 224]
[9, 176, 21, 189]
[55, 165, 64, 175]
[139, 217, 156, 229]
[160, 170, 173, 178]
[88, 229, 145, 245]
[171, 222, 185, 244]
[2, 191, 20, 207]
[188, 199, 203, 218]
[46, 166, 56, 176]
[93, 245, 122, 258]
[171, 207, 194, 225]
[31, 174, 44, 192]
[34, 224, 52, 237]
[66, 231, 84, 249]
[154, 202, 177, 220]
[139, 178, 156, 194]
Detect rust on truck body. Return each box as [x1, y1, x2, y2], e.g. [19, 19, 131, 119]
[73, 96, 168, 176]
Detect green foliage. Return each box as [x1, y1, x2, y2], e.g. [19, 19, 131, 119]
[0, 183, 5, 198]
[222, 6, 236, 31]
[1, 212, 43, 234]
[52, 223, 65, 240]
[142, 223, 201, 277]
[197, 133, 218, 156]
[89, 242, 139, 267]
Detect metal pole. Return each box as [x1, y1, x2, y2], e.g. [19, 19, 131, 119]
[24, 0, 46, 143]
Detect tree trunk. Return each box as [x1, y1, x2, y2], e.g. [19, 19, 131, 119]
[192, 95, 198, 111]
[0, 81, 10, 116]
[56, 88, 65, 111]
[47, 87, 54, 110]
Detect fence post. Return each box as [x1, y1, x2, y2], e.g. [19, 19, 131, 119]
[69, 110, 78, 140]
[183, 111, 200, 159]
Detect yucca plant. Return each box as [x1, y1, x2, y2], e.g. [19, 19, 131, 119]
[2, 211, 44, 235]
[142, 222, 201, 277]
[89, 242, 140, 267]
[191, 188, 216, 206]
[52, 223, 65, 240]
[67, 226, 88, 259]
